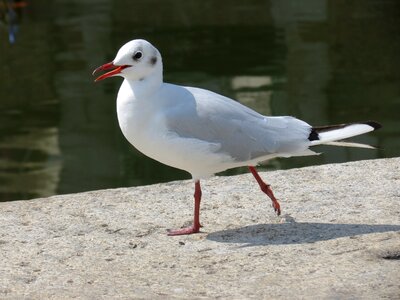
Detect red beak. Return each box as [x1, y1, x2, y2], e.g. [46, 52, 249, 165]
[92, 62, 130, 82]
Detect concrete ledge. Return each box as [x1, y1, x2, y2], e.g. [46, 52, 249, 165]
[1, 158, 399, 299]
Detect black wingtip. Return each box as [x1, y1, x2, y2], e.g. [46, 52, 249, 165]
[364, 121, 382, 130]
[308, 128, 319, 141]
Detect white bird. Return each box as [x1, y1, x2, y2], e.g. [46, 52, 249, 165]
[93, 39, 381, 235]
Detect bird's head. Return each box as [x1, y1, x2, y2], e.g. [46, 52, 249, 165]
[93, 39, 162, 82]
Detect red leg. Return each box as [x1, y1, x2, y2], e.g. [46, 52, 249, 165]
[248, 166, 281, 215]
[167, 180, 202, 235]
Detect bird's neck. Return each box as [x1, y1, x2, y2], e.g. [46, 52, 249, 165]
[124, 66, 163, 100]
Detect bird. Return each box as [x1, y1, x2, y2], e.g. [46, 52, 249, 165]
[93, 39, 381, 236]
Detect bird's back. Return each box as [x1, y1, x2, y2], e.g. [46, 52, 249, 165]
[161, 84, 314, 162]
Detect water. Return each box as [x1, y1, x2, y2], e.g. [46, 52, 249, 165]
[1, 0, 399, 201]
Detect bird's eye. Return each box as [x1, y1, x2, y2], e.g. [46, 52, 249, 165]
[133, 51, 143, 60]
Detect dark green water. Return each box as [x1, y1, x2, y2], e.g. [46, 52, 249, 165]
[1, 0, 399, 201]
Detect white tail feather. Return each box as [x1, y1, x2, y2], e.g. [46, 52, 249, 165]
[310, 123, 378, 147]
[323, 141, 376, 149]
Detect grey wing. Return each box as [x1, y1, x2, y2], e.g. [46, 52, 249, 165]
[163, 85, 313, 162]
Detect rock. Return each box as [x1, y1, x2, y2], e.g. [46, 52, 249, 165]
[0, 158, 399, 299]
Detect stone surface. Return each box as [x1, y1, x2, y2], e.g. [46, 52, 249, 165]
[1, 158, 399, 299]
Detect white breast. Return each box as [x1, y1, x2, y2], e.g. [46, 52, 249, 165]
[116, 82, 234, 179]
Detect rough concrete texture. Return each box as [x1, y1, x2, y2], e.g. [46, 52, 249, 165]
[0, 158, 399, 299]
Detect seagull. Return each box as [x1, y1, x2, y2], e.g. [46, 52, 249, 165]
[93, 39, 381, 235]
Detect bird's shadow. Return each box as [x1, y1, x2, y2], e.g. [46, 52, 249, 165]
[206, 219, 400, 246]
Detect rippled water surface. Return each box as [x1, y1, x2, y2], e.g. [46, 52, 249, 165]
[1, 1, 399, 201]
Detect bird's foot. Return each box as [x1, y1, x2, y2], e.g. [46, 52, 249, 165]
[272, 199, 281, 216]
[167, 224, 201, 236]
[260, 183, 281, 216]
[248, 166, 282, 216]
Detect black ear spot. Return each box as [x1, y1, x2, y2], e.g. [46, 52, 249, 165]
[149, 56, 157, 66]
